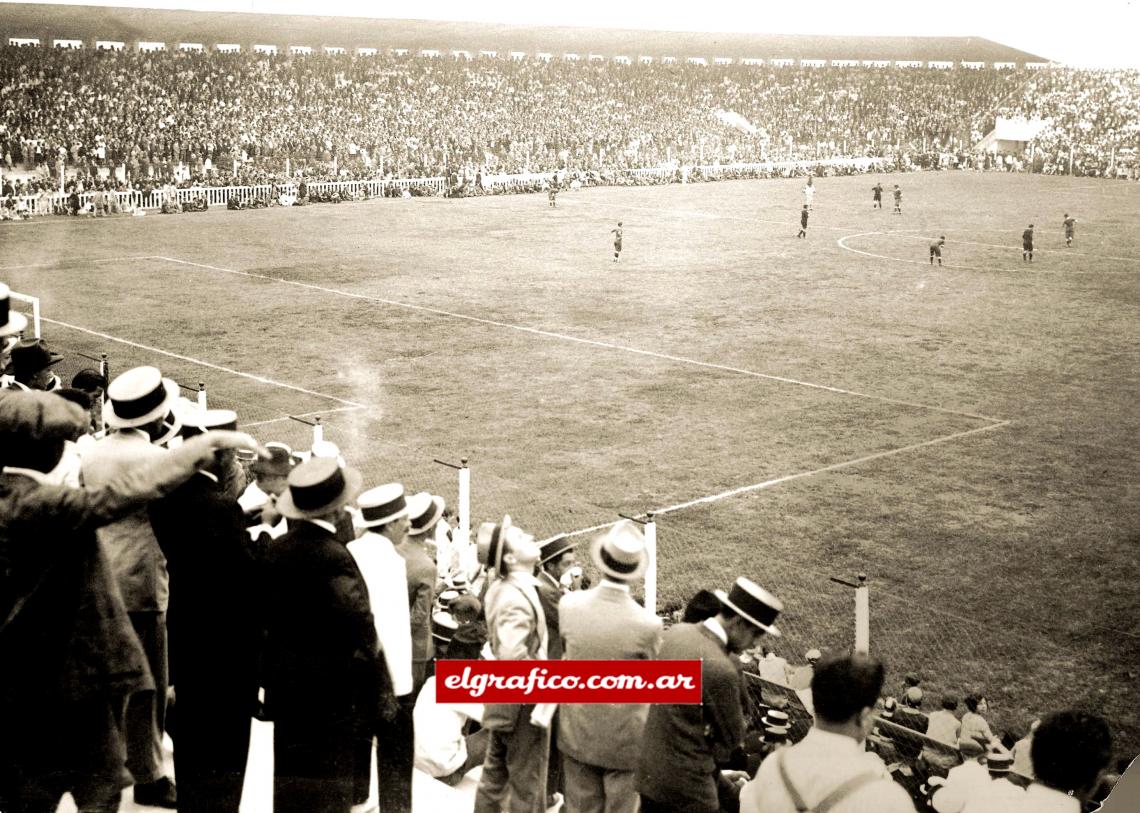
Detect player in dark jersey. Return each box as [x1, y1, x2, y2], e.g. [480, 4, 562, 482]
[611, 222, 623, 262]
[892, 185, 902, 215]
[797, 205, 809, 238]
[1022, 224, 1035, 262]
[872, 182, 883, 209]
[929, 236, 946, 266]
[1063, 214, 1076, 246]
[548, 175, 559, 208]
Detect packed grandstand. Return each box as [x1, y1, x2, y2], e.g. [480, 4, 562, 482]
[0, 5, 1138, 218]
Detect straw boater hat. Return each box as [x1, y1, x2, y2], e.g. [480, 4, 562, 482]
[986, 750, 1013, 775]
[276, 457, 363, 521]
[178, 408, 238, 438]
[476, 515, 513, 575]
[355, 483, 409, 529]
[590, 519, 648, 581]
[103, 366, 183, 444]
[761, 709, 790, 736]
[714, 577, 784, 637]
[806, 649, 822, 664]
[431, 611, 459, 645]
[0, 284, 29, 338]
[539, 534, 576, 567]
[407, 491, 445, 536]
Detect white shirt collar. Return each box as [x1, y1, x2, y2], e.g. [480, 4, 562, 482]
[703, 617, 729, 646]
[197, 470, 220, 484]
[600, 578, 631, 592]
[305, 518, 338, 535]
[800, 727, 864, 754]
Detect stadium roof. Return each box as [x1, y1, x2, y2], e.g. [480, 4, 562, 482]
[0, 4, 1051, 63]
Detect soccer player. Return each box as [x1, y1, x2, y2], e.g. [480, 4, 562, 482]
[1022, 224, 1035, 262]
[797, 205, 809, 239]
[548, 176, 559, 208]
[930, 235, 946, 266]
[872, 182, 883, 209]
[892, 185, 902, 215]
[1063, 213, 1077, 246]
[802, 177, 815, 211]
[611, 222, 623, 263]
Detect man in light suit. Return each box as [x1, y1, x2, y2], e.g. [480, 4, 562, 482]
[80, 365, 183, 809]
[474, 516, 550, 813]
[558, 520, 663, 813]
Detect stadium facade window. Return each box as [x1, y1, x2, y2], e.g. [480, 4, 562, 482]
[510, 51, 526, 60]
[770, 58, 794, 67]
[392, 48, 409, 56]
[9, 37, 42, 47]
[861, 59, 890, 67]
[613, 55, 631, 64]
[479, 50, 497, 58]
[420, 49, 440, 57]
[254, 44, 278, 55]
[686, 56, 708, 66]
[53, 39, 83, 49]
[993, 61, 1015, 69]
[564, 53, 580, 61]
[800, 59, 826, 67]
[895, 60, 922, 67]
[179, 42, 204, 52]
[290, 46, 313, 55]
[589, 54, 605, 62]
[960, 61, 984, 69]
[639, 55, 653, 64]
[661, 56, 676, 64]
[537, 52, 553, 61]
[138, 42, 166, 52]
[1025, 62, 1049, 69]
[324, 46, 346, 54]
[452, 50, 472, 59]
[928, 60, 953, 69]
[741, 57, 764, 66]
[215, 43, 241, 52]
[831, 59, 859, 67]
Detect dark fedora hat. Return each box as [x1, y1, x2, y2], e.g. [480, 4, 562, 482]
[277, 457, 363, 520]
[539, 534, 576, 566]
[11, 338, 63, 380]
[715, 577, 784, 637]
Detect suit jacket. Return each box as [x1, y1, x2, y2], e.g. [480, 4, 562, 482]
[557, 581, 662, 770]
[535, 569, 564, 660]
[263, 520, 378, 723]
[81, 428, 171, 612]
[635, 622, 745, 812]
[148, 471, 260, 690]
[396, 542, 436, 667]
[482, 572, 549, 732]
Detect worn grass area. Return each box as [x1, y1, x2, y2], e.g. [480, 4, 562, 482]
[3, 171, 1138, 755]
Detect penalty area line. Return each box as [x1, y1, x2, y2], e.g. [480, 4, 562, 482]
[546, 419, 1010, 541]
[153, 255, 1005, 424]
[41, 316, 365, 408]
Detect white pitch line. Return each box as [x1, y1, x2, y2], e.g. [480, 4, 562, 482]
[42, 316, 364, 408]
[241, 405, 366, 429]
[0, 255, 156, 272]
[153, 255, 1003, 424]
[549, 419, 1010, 541]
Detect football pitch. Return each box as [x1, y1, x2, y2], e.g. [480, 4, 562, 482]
[3, 171, 1138, 754]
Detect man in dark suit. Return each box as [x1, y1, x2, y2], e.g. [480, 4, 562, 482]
[559, 521, 662, 813]
[148, 409, 261, 813]
[636, 578, 785, 813]
[263, 457, 374, 813]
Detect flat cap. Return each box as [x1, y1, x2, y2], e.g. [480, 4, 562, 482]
[0, 390, 87, 441]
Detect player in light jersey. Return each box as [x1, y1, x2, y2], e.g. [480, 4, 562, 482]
[1063, 214, 1077, 247]
[802, 176, 815, 211]
[892, 185, 902, 215]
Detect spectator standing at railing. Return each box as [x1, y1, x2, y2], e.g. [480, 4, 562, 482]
[81, 366, 183, 809]
[636, 577, 784, 813]
[558, 520, 662, 813]
[739, 653, 916, 813]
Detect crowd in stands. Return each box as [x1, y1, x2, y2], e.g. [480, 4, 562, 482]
[2, 45, 1137, 205]
[1, 284, 1128, 813]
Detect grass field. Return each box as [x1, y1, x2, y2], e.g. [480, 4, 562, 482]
[3, 171, 1138, 757]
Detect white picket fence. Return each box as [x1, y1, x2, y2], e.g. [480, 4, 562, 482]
[12, 156, 885, 214]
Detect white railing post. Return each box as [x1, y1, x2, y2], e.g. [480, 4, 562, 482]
[312, 415, 324, 446]
[197, 382, 207, 411]
[644, 512, 657, 615]
[854, 573, 870, 654]
[458, 457, 471, 548]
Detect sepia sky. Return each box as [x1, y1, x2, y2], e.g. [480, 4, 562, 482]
[2, 0, 1139, 68]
